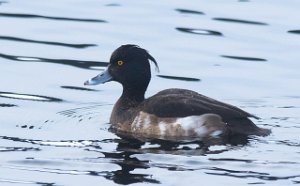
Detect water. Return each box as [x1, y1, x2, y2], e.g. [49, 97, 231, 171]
[1, 0, 300, 185]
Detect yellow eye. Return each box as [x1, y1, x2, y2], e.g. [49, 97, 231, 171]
[117, 60, 124, 66]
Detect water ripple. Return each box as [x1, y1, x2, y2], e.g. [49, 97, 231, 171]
[60, 86, 98, 92]
[0, 146, 40, 152]
[213, 17, 268, 25]
[57, 104, 108, 117]
[206, 167, 300, 181]
[175, 8, 204, 15]
[0, 53, 108, 70]
[209, 158, 253, 163]
[0, 135, 116, 149]
[0, 178, 56, 186]
[105, 3, 121, 7]
[1, 163, 159, 185]
[0, 35, 97, 48]
[288, 30, 300, 34]
[157, 75, 200, 82]
[0, 103, 16, 107]
[0, 1, 7, 5]
[221, 55, 267, 62]
[0, 91, 63, 102]
[276, 140, 300, 147]
[0, 12, 107, 23]
[176, 27, 223, 36]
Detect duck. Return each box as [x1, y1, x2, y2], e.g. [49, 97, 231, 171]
[84, 44, 270, 140]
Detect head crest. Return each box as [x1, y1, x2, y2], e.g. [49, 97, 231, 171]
[115, 44, 160, 72]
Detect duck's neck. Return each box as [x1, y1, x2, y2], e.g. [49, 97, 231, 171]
[110, 86, 146, 124]
[120, 86, 146, 107]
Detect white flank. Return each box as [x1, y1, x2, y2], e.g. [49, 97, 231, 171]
[130, 112, 225, 138]
[143, 113, 151, 128]
[158, 121, 167, 135]
[131, 115, 141, 131]
[131, 112, 152, 131]
[177, 115, 208, 136]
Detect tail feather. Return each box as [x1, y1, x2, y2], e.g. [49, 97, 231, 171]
[226, 118, 271, 136]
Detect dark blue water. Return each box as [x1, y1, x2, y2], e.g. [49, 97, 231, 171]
[1, 0, 300, 185]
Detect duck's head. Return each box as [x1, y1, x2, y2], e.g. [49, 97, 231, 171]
[84, 45, 158, 92]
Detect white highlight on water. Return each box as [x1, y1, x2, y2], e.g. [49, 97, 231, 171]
[0, 93, 49, 101]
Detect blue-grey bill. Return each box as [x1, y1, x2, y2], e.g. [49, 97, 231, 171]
[84, 70, 112, 85]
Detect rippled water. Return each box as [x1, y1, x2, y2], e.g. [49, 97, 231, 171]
[1, 0, 300, 185]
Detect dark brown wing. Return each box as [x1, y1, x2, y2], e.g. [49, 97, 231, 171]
[141, 88, 258, 121]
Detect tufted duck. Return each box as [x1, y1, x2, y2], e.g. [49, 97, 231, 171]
[84, 45, 270, 140]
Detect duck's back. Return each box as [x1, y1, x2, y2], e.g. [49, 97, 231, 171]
[142, 88, 256, 119]
[137, 88, 270, 137]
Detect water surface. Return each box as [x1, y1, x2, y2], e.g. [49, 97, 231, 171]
[1, 0, 300, 185]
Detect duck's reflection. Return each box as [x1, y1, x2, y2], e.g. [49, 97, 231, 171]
[102, 150, 159, 184]
[99, 134, 250, 185]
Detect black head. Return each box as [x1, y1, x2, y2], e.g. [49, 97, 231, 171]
[109, 45, 158, 87]
[85, 45, 158, 97]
